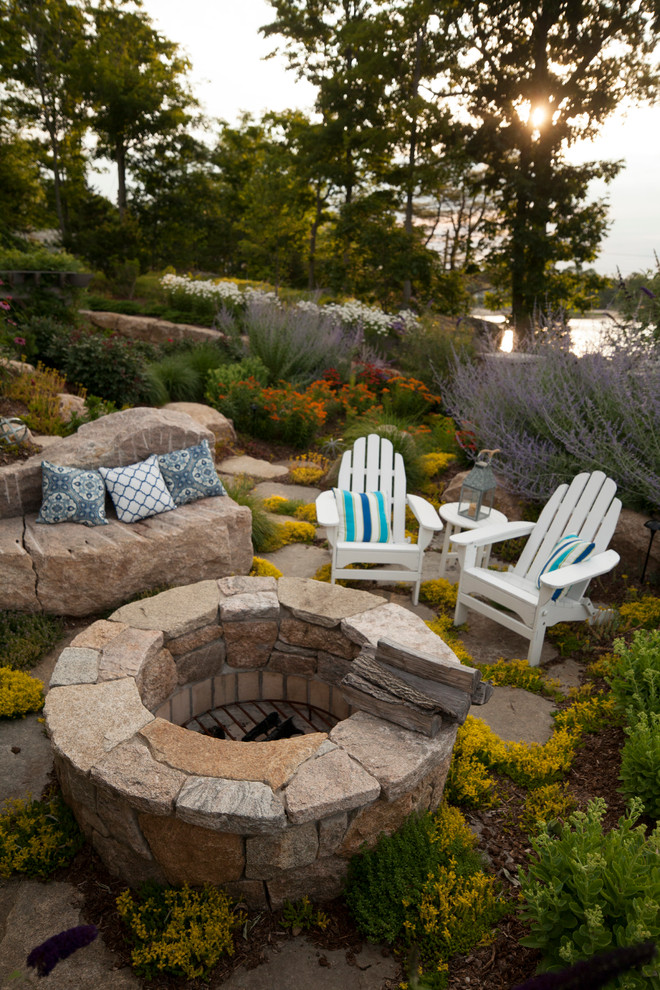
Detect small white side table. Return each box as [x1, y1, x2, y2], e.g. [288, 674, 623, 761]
[438, 503, 509, 578]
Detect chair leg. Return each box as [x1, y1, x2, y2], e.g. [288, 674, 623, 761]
[454, 596, 469, 626]
[526, 621, 547, 667]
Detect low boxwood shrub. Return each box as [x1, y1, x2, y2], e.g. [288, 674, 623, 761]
[345, 804, 507, 987]
[116, 882, 243, 980]
[0, 667, 44, 718]
[518, 798, 660, 988]
[0, 795, 85, 878]
[620, 711, 660, 820]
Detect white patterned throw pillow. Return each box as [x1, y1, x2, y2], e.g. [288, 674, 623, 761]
[99, 454, 176, 523]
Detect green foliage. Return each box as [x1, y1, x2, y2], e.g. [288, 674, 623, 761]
[518, 799, 660, 988]
[0, 794, 85, 878]
[0, 610, 62, 672]
[607, 630, 660, 718]
[620, 711, 660, 820]
[143, 353, 201, 405]
[342, 417, 427, 490]
[618, 596, 660, 632]
[222, 475, 280, 553]
[346, 805, 506, 987]
[281, 897, 329, 932]
[116, 882, 243, 980]
[398, 314, 476, 388]
[0, 666, 44, 718]
[0, 246, 85, 272]
[205, 356, 269, 397]
[208, 376, 327, 448]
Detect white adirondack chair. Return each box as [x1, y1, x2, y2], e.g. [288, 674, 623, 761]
[451, 471, 621, 666]
[315, 434, 443, 605]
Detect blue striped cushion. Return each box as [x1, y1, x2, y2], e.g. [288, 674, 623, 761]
[537, 533, 595, 601]
[333, 488, 391, 543]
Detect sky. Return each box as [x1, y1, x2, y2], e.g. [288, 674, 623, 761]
[130, 0, 660, 278]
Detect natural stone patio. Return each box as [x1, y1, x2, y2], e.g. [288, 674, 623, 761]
[44, 576, 464, 907]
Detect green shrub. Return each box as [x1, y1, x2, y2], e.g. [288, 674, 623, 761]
[518, 798, 660, 988]
[620, 711, 660, 820]
[607, 630, 660, 718]
[345, 805, 506, 988]
[0, 795, 85, 878]
[205, 356, 269, 397]
[208, 377, 327, 448]
[0, 610, 62, 672]
[0, 246, 86, 272]
[0, 667, 44, 718]
[116, 882, 243, 980]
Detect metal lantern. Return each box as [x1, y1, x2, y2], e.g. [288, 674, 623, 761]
[458, 449, 499, 521]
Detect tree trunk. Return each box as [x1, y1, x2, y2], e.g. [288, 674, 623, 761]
[116, 140, 128, 221]
[308, 182, 323, 290]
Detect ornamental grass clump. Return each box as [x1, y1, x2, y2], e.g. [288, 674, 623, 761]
[345, 805, 506, 988]
[518, 798, 660, 989]
[0, 795, 84, 878]
[116, 882, 243, 980]
[441, 344, 660, 512]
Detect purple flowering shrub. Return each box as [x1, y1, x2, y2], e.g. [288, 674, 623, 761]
[442, 347, 660, 512]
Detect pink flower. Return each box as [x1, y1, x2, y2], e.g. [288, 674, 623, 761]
[0, 300, 10, 311]
[14, 336, 26, 347]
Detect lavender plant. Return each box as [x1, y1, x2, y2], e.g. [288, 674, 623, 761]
[238, 298, 363, 384]
[441, 344, 660, 512]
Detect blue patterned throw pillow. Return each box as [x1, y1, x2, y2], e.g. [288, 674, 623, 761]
[537, 533, 595, 601]
[333, 488, 391, 543]
[99, 454, 176, 523]
[36, 461, 108, 527]
[158, 439, 226, 506]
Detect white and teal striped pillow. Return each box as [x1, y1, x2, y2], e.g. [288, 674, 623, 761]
[332, 488, 391, 543]
[537, 533, 595, 600]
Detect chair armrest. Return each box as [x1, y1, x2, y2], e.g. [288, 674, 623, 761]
[539, 549, 620, 589]
[315, 490, 339, 527]
[450, 520, 536, 550]
[407, 494, 443, 532]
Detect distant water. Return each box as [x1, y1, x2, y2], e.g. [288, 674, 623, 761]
[472, 310, 617, 355]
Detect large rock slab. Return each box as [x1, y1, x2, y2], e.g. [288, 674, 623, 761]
[164, 402, 236, 443]
[91, 738, 187, 815]
[23, 497, 252, 616]
[0, 406, 215, 518]
[82, 309, 220, 346]
[0, 516, 37, 610]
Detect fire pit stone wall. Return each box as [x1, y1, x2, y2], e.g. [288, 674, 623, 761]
[44, 576, 464, 908]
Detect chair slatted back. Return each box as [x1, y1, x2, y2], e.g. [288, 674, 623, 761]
[337, 435, 407, 541]
[514, 471, 621, 584]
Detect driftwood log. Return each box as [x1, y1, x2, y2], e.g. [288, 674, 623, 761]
[340, 638, 493, 737]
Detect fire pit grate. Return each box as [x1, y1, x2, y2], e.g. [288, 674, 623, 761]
[185, 699, 339, 742]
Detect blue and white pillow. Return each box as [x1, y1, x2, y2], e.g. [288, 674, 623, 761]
[36, 461, 108, 527]
[333, 488, 391, 543]
[99, 454, 176, 523]
[537, 533, 595, 601]
[158, 439, 226, 506]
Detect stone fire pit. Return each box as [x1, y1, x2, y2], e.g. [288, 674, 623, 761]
[44, 577, 469, 908]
